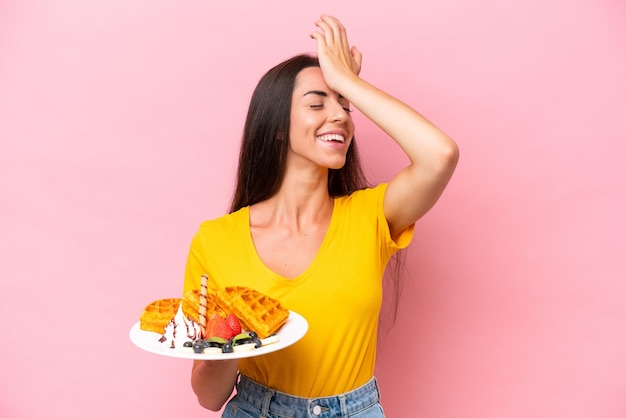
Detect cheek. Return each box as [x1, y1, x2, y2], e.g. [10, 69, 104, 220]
[291, 117, 322, 142]
[289, 110, 315, 134]
[346, 118, 356, 138]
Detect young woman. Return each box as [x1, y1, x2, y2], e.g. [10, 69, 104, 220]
[183, 15, 459, 418]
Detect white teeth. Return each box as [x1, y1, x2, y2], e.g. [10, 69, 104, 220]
[317, 134, 345, 143]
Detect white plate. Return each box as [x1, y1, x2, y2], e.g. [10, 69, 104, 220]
[129, 311, 308, 360]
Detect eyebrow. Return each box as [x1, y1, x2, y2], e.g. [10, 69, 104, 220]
[303, 90, 328, 97]
[303, 90, 347, 100]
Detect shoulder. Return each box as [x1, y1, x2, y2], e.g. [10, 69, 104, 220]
[336, 184, 388, 208]
[195, 207, 248, 238]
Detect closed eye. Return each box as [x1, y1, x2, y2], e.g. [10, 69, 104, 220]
[310, 104, 352, 113]
[304, 90, 352, 113]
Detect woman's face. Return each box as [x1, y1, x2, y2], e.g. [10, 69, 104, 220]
[287, 67, 355, 171]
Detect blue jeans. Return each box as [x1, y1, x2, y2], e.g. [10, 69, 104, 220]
[222, 374, 385, 418]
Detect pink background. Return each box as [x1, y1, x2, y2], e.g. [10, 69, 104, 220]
[1, 1, 625, 417]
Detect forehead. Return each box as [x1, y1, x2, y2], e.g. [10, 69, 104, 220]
[293, 67, 329, 95]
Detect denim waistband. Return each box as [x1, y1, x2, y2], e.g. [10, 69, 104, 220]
[235, 374, 381, 418]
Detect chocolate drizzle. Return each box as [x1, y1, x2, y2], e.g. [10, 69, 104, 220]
[186, 319, 199, 340]
[158, 315, 200, 349]
[169, 318, 177, 348]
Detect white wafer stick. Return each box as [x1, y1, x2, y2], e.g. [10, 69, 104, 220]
[199, 274, 209, 338]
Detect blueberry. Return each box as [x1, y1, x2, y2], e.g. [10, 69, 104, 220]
[183, 341, 193, 347]
[222, 342, 234, 353]
[192, 340, 204, 354]
[248, 331, 257, 338]
[253, 338, 262, 349]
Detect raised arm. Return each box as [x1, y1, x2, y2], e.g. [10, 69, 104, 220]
[311, 15, 459, 239]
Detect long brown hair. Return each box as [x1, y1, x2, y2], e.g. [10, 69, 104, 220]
[229, 53, 404, 328]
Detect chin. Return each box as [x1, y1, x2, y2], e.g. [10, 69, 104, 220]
[326, 160, 347, 170]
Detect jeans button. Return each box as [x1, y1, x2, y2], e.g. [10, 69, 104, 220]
[312, 405, 322, 415]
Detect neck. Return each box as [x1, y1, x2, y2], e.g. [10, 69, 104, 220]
[251, 167, 333, 233]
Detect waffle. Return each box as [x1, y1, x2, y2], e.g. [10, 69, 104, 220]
[139, 298, 181, 334]
[216, 286, 289, 339]
[181, 289, 225, 324]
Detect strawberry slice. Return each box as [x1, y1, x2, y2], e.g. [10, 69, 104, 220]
[207, 314, 234, 339]
[226, 313, 242, 335]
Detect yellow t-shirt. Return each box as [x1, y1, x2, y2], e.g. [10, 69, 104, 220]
[183, 184, 414, 397]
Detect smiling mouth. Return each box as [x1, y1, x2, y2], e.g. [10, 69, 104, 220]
[316, 134, 345, 143]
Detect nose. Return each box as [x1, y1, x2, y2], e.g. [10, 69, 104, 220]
[328, 100, 349, 123]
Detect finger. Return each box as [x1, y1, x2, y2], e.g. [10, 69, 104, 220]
[351, 46, 362, 74]
[351, 46, 362, 61]
[321, 15, 348, 50]
[309, 30, 327, 50]
[313, 18, 331, 45]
